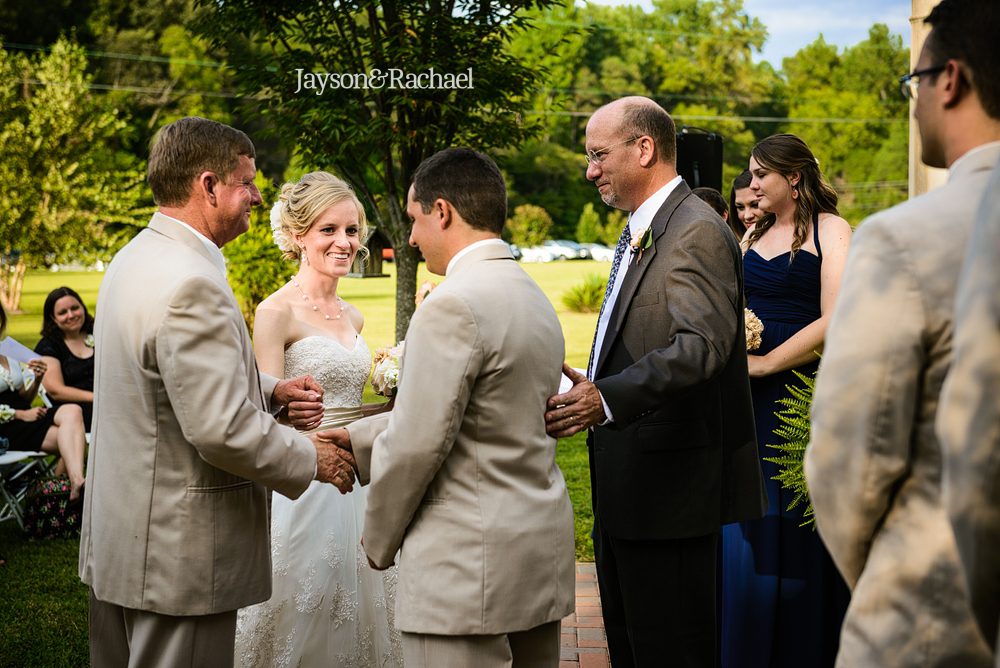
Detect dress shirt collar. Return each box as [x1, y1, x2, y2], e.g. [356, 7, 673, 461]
[158, 212, 228, 277]
[628, 175, 683, 238]
[446, 238, 508, 276]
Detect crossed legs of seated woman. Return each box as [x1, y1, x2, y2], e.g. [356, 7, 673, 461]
[40, 403, 87, 501]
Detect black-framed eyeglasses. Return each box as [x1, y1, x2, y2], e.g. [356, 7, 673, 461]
[585, 136, 641, 165]
[899, 65, 946, 101]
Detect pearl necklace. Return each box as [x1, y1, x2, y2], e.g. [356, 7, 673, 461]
[290, 277, 345, 320]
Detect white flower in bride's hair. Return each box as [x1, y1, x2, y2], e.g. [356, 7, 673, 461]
[270, 201, 293, 253]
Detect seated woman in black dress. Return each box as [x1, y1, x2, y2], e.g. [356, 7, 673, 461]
[34, 287, 95, 431]
[0, 303, 87, 501]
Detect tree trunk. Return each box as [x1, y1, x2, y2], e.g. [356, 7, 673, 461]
[393, 243, 419, 343]
[0, 259, 27, 313]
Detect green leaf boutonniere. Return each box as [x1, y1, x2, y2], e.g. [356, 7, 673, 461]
[630, 226, 653, 262]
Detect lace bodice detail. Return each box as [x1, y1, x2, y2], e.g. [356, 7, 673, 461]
[284, 335, 371, 408]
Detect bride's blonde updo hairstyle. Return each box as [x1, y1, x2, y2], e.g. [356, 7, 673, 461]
[270, 171, 370, 263]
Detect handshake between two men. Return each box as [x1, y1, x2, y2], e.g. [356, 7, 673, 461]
[279, 363, 606, 495]
[273, 374, 358, 494]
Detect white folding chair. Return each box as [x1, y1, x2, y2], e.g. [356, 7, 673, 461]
[0, 450, 52, 530]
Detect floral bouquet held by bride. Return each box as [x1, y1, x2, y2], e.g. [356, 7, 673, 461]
[371, 342, 404, 398]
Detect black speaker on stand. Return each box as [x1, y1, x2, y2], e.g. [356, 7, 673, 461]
[676, 127, 723, 192]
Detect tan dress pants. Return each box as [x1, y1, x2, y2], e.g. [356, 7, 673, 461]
[401, 619, 561, 667]
[89, 588, 237, 668]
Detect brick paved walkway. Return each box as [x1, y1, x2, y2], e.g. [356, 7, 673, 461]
[559, 562, 610, 667]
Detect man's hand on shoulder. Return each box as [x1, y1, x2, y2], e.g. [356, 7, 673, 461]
[310, 428, 357, 493]
[274, 375, 324, 430]
[545, 363, 607, 438]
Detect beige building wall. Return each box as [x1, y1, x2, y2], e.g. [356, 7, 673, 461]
[909, 0, 947, 197]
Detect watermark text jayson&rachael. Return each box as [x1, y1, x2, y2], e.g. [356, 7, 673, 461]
[294, 67, 474, 94]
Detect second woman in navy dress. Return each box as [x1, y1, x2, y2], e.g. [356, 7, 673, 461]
[721, 134, 853, 667]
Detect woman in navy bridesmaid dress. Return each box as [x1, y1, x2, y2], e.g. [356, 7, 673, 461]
[721, 134, 853, 668]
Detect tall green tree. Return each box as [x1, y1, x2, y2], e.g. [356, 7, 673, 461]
[781, 26, 909, 224]
[575, 203, 603, 244]
[196, 0, 559, 341]
[507, 204, 554, 248]
[0, 38, 147, 311]
[504, 0, 777, 226]
[499, 139, 595, 238]
[223, 175, 293, 330]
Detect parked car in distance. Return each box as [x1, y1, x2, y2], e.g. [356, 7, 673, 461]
[542, 239, 590, 260]
[519, 245, 559, 263]
[579, 243, 615, 262]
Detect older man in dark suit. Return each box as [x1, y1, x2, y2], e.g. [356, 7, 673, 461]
[546, 96, 766, 667]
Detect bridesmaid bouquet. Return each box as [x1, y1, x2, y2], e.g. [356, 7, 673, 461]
[371, 342, 404, 397]
[745, 308, 764, 352]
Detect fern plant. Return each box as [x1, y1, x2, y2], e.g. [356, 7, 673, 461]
[763, 370, 817, 527]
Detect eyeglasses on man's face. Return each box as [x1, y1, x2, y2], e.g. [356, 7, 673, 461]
[899, 65, 946, 101]
[585, 136, 641, 165]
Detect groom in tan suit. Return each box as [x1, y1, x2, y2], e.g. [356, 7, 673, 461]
[805, 1, 1000, 664]
[80, 117, 358, 667]
[331, 148, 575, 667]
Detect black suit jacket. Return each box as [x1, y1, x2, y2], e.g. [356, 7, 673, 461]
[590, 181, 766, 540]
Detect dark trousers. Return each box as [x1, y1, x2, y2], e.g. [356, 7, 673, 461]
[594, 521, 718, 667]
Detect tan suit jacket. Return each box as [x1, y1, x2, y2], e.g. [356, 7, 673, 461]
[805, 144, 1000, 666]
[939, 155, 1000, 663]
[348, 242, 576, 636]
[79, 213, 317, 616]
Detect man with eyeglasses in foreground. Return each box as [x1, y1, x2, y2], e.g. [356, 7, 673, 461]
[805, 0, 1000, 665]
[545, 96, 766, 666]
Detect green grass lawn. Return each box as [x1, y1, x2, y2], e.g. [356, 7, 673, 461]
[1, 260, 602, 666]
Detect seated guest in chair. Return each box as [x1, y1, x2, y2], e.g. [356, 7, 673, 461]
[35, 287, 95, 432]
[0, 302, 87, 501]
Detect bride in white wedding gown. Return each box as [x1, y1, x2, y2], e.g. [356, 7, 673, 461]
[235, 172, 402, 667]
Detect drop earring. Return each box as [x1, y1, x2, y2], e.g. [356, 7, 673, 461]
[300, 246, 309, 266]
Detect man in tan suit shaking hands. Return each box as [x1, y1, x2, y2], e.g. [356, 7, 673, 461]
[80, 117, 358, 667]
[330, 148, 576, 667]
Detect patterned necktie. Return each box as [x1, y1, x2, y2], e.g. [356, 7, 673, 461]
[588, 223, 631, 379]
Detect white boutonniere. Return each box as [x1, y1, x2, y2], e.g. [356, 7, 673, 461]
[85, 334, 95, 348]
[630, 226, 653, 262]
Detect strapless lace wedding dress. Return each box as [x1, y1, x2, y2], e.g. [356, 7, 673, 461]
[235, 335, 402, 667]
